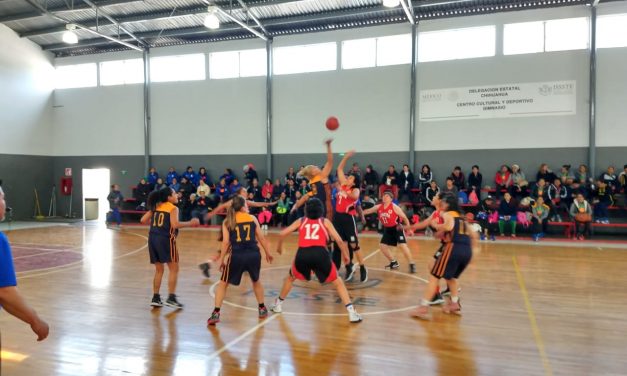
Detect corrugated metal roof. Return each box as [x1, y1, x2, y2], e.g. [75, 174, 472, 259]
[0, 0, 596, 56]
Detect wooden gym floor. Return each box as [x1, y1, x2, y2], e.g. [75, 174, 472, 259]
[1, 224, 626, 376]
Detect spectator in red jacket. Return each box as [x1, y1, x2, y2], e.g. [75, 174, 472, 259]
[494, 165, 512, 198]
[261, 179, 273, 199]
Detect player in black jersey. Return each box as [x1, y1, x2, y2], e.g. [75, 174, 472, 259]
[207, 196, 274, 325]
[411, 192, 478, 320]
[141, 187, 199, 309]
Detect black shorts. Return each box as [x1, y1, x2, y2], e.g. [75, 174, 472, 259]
[333, 213, 358, 244]
[380, 225, 407, 246]
[431, 242, 472, 280]
[291, 246, 338, 284]
[221, 249, 261, 286]
[148, 234, 178, 264]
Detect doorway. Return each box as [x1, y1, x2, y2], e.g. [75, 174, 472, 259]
[82, 168, 111, 222]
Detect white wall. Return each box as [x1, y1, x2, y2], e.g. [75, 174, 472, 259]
[596, 1, 627, 148]
[415, 6, 591, 151]
[0, 24, 54, 155]
[48, 5, 627, 157]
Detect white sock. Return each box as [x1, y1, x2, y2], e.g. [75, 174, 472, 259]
[451, 296, 459, 303]
[346, 303, 356, 313]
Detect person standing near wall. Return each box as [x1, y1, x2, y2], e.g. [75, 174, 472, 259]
[107, 184, 123, 227]
[0, 186, 49, 342]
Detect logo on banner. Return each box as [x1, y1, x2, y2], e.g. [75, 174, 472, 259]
[539, 85, 552, 96]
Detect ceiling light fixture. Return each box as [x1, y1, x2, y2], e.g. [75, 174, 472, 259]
[62, 23, 78, 44]
[204, 6, 220, 30]
[383, 0, 401, 7]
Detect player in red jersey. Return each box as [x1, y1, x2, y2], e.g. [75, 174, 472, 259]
[271, 198, 362, 323]
[362, 191, 416, 273]
[332, 150, 369, 283]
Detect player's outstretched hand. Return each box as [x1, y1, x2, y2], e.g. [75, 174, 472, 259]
[190, 218, 200, 227]
[265, 253, 274, 264]
[324, 138, 333, 146]
[345, 150, 356, 158]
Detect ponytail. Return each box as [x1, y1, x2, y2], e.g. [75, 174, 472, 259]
[224, 196, 246, 231]
[147, 187, 173, 211]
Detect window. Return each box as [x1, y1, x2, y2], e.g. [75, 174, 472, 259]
[545, 17, 589, 52]
[239, 49, 267, 77]
[342, 38, 376, 69]
[503, 21, 544, 55]
[377, 34, 412, 66]
[418, 26, 495, 62]
[209, 51, 239, 79]
[597, 14, 627, 49]
[150, 54, 205, 82]
[55, 63, 97, 89]
[273, 42, 336, 75]
[99, 59, 144, 86]
[209, 49, 266, 79]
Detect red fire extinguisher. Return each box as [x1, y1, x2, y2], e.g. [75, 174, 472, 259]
[61, 177, 73, 196]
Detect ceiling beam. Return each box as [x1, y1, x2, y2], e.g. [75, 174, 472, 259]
[23, 0, 143, 51]
[19, 0, 295, 38]
[79, 0, 148, 46]
[42, 4, 402, 50]
[0, 0, 143, 23]
[43, 24, 244, 51]
[237, 0, 270, 36]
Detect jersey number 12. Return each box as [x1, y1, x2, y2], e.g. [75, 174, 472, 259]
[304, 223, 320, 240]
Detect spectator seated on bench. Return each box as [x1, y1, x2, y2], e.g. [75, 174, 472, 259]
[134, 178, 151, 210]
[570, 193, 592, 240]
[379, 165, 399, 199]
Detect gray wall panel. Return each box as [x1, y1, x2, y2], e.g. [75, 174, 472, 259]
[3, 148, 621, 219]
[415, 148, 589, 185]
[0, 154, 53, 220]
[52, 156, 144, 218]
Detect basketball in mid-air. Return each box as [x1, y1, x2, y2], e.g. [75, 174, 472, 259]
[325, 116, 339, 131]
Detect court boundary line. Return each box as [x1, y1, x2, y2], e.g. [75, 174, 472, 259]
[512, 255, 553, 376]
[207, 315, 279, 360]
[12, 249, 81, 260]
[15, 230, 148, 280]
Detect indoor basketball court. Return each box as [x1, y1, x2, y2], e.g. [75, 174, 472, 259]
[1, 0, 627, 375]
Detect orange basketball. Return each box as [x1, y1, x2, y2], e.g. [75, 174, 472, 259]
[465, 212, 475, 221]
[325, 116, 339, 131]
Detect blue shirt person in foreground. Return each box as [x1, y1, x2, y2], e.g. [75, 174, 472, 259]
[0, 186, 49, 341]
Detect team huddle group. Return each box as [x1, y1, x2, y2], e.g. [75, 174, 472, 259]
[139, 140, 479, 324]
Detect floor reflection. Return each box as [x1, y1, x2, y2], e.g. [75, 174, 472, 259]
[421, 318, 477, 376]
[207, 320, 271, 376]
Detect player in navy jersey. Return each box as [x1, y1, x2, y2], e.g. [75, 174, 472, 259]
[199, 186, 276, 278]
[411, 192, 478, 320]
[271, 198, 362, 323]
[141, 187, 200, 309]
[332, 150, 369, 283]
[290, 139, 334, 220]
[207, 196, 274, 325]
[361, 191, 416, 273]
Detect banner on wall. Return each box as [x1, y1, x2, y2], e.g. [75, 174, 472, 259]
[419, 80, 576, 122]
